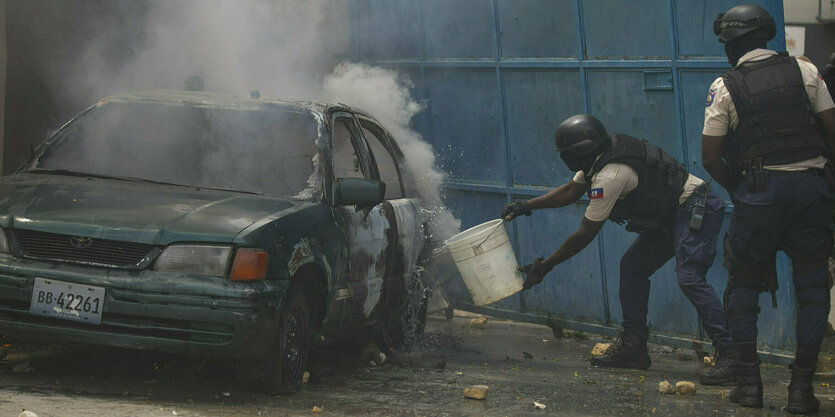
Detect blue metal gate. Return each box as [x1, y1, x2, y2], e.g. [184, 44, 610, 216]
[350, 0, 795, 362]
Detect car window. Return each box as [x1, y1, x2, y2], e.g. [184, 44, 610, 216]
[361, 124, 404, 199]
[332, 117, 368, 180]
[35, 102, 321, 198]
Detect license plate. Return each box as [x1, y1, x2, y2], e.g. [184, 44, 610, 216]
[30, 278, 105, 325]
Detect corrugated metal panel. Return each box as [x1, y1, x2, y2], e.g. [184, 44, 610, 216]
[350, 0, 794, 361]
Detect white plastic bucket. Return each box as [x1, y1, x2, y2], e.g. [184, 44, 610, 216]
[445, 219, 523, 306]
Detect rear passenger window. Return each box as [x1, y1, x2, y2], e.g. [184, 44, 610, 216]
[362, 125, 404, 199]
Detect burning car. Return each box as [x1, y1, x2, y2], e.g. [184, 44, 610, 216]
[0, 89, 432, 393]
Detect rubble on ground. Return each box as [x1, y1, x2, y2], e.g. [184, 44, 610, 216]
[468, 317, 488, 328]
[591, 343, 614, 357]
[360, 342, 386, 366]
[675, 381, 696, 395]
[703, 356, 715, 366]
[463, 385, 489, 400]
[658, 381, 676, 394]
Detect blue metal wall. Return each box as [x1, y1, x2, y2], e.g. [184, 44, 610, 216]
[350, 0, 796, 361]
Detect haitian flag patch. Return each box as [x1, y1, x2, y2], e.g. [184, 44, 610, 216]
[705, 89, 716, 107]
[589, 188, 604, 199]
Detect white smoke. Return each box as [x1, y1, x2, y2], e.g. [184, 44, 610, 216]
[45, 0, 460, 242]
[323, 63, 461, 242]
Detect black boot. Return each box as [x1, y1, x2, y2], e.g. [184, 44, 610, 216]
[589, 330, 651, 370]
[700, 348, 738, 386]
[787, 363, 820, 414]
[729, 359, 763, 408]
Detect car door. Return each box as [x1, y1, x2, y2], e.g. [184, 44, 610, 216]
[356, 117, 426, 313]
[329, 112, 391, 329]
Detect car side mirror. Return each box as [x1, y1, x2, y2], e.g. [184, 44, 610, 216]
[333, 178, 385, 207]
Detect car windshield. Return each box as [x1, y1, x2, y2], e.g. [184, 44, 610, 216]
[34, 101, 322, 198]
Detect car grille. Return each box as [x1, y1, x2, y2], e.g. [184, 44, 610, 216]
[13, 229, 158, 267]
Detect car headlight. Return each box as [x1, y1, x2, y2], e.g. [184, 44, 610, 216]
[155, 244, 232, 276]
[0, 228, 8, 253]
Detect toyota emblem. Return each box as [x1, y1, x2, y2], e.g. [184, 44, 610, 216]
[70, 236, 93, 249]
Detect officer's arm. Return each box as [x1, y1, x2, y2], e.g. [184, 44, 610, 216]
[702, 134, 734, 192]
[815, 108, 835, 158]
[540, 216, 605, 270]
[527, 180, 587, 210]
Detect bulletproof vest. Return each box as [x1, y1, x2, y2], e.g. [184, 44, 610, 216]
[722, 54, 826, 178]
[585, 134, 689, 234]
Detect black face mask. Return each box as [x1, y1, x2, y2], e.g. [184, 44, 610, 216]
[560, 151, 597, 173]
[724, 32, 768, 66]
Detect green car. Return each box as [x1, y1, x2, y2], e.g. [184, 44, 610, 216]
[0, 89, 431, 393]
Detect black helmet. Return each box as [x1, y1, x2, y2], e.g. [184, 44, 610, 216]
[713, 4, 776, 44]
[554, 114, 608, 155]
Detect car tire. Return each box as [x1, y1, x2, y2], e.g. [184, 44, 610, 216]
[246, 285, 311, 394]
[383, 274, 430, 352]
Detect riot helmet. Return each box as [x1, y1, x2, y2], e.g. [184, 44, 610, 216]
[554, 114, 609, 172]
[713, 4, 776, 44]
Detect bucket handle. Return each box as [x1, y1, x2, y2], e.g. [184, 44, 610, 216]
[474, 220, 505, 250]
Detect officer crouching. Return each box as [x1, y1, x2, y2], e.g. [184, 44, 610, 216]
[702, 4, 835, 414]
[504, 115, 736, 384]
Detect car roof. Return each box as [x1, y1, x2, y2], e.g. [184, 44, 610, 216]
[97, 89, 349, 115]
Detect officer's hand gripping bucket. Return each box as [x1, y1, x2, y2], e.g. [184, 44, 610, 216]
[444, 219, 524, 306]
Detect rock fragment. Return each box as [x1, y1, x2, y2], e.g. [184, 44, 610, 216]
[19, 411, 38, 417]
[468, 316, 488, 328]
[463, 385, 489, 400]
[303, 371, 310, 384]
[534, 401, 547, 409]
[312, 406, 323, 413]
[703, 356, 715, 366]
[591, 343, 614, 357]
[675, 381, 696, 395]
[658, 380, 676, 394]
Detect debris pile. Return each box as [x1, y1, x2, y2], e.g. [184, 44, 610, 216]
[658, 380, 696, 395]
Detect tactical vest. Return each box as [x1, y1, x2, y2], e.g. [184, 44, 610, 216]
[585, 134, 689, 234]
[722, 54, 826, 180]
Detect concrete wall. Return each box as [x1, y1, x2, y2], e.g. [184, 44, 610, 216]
[784, 0, 835, 23]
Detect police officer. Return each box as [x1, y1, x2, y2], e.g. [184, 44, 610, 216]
[504, 115, 736, 385]
[703, 5, 835, 414]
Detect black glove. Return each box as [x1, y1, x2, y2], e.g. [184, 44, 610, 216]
[502, 200, 532, 221]
[519, 257, 551, 290]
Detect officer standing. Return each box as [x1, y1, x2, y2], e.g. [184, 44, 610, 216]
[702, 5, 835, 414]
[504, 114, 736, 385]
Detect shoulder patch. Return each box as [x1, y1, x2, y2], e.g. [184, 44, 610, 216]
[588, 188, 604, 199]
[706, 89, 716, 107]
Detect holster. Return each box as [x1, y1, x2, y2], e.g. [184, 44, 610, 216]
[742, 158, 768, 193]
[723, 235, 779, 308]
[824, 162, 835, 192]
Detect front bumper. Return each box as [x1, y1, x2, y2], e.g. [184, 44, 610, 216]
[0, 255, 289, 358]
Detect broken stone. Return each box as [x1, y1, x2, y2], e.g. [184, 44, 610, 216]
[463, 385, 489, 400]
[675, 381, 696, 395]
[658, 380, 676, 394]
[303, 371, 310, 384]
[312, 406, 323, 413]
[534, 401, 547, 409]
[591, 343, 614, 357]
[703, 356, 716, 367]
[19, 412, 38, 417]
[468, 316, 488, 328]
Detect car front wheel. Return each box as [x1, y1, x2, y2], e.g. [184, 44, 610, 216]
[246, 285, 311, 394]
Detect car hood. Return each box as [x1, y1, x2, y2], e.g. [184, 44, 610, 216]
[0, 172, 303, 245]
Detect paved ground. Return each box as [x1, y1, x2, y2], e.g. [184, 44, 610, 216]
[0, 313, 832, 416]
